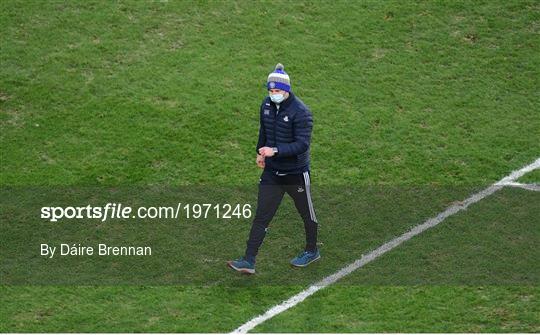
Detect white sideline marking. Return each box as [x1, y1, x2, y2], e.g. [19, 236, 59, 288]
[498, 181, 540, 192]
[232, 157, 540, 334]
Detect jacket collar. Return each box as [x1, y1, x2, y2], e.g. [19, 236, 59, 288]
[272, 91, 295, 109]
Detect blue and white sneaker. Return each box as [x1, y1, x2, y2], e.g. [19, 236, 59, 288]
[290, 250, 321, 267]
[227, 257, 255, 274]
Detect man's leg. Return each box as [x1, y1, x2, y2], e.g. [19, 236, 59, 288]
[244, 171, 284, 263]
[286, 171, 318, 252]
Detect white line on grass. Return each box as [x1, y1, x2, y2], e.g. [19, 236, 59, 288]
[232, 157, 540, 334]
[498, 181, 540, 192]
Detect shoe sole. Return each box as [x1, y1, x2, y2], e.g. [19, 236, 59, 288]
[290, 254, 321, 268]
[227, 261, 255, 274]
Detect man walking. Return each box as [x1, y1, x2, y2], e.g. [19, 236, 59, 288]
[227, 63, 319, 274]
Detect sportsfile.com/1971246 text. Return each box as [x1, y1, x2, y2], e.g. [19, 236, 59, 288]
[40, 203, 253, 222]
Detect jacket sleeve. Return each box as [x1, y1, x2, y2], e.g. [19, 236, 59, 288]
[276, 108, 313, 157]
[255, 105, 266, 154]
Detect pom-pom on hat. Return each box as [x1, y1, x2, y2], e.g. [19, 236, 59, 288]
[267, 63, 291, 92]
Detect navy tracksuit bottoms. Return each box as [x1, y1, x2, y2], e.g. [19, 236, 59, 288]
[245, 169, 318, 263]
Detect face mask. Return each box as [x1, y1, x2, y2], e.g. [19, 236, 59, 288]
[270, 93, 285, 104]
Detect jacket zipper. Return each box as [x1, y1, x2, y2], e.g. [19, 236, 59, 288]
[274, 104, 280, 175]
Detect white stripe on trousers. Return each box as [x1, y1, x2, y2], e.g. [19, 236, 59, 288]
[302, 171, 318, 223]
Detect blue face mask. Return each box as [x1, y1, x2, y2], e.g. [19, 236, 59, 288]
[270, 93, 285, 104]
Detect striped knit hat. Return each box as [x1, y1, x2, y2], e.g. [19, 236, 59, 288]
[267, 63, 290, 92]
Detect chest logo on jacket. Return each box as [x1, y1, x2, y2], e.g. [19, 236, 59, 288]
[283, 116, 289, 122]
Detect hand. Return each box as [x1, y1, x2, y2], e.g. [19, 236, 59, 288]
[256, 154, 265, 168]
[258, 146, 275, 157]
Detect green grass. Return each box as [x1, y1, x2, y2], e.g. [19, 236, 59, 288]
[518, 168, 540, 183]
[1, 1, 539, 186]
[255, 286, 539, 333]
[1, 0, 539, 332]
[256, 188, 540, 332]
[0, 286, 300, 332]
[2, 285, 537, 333]
[335, 187, 540, 286]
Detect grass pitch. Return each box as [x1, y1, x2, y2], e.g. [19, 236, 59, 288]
[1, 0, 539, 332]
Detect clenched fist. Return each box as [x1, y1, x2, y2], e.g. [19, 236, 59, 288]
[256, 154, 265, 168]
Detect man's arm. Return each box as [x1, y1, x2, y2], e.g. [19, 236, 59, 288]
[255, 106, 266, 154]
[276, 109, 313, 157]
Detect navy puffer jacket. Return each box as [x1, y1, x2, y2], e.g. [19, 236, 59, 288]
[256, 91, 313, 174]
